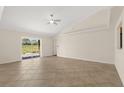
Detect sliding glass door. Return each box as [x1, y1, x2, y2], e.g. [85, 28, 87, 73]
[22, 37, 40, 59]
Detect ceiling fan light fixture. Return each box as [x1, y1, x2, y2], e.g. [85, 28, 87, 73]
[47, 14, 61, 25]
[50, 20, 54, 24]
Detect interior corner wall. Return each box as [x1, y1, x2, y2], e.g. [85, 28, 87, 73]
[114, 9, 124, 85]
[0, 29, 54, 64]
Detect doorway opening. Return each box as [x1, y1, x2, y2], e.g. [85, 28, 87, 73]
[21, 37, 41, 60]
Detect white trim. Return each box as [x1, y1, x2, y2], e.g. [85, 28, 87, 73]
[63, 25, 108, 34]
[0, 60, 21, 64]
[58, 55, 113, 64]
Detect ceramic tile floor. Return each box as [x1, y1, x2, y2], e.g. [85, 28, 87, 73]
[0, 56, 122, 87]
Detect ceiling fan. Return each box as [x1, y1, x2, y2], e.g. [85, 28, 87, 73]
[47, 14, 61, 25]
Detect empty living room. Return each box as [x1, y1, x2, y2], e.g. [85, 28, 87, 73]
[0, 1, 124, 92]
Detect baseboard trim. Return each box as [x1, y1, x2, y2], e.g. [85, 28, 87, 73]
[0, 60, 21, 64]
[57, 55, 113, 64]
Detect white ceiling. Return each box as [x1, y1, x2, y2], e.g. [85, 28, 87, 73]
[0, 6, 110, 36]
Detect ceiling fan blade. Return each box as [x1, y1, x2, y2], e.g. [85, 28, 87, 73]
[54, 22, 58, 25]
[54, 19, 61, 22]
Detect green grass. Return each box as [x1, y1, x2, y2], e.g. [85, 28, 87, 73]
[22, 45, 40, 54]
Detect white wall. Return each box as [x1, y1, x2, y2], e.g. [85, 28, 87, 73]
[0, 29, 54, 64]
[0, 6, 4, 20]
[0, 30, 21, 64]
[56, 9, 114, 64]
[115, 9, 124, 85]
[42, 37, 54, 56]
[56, 28, 114, 64]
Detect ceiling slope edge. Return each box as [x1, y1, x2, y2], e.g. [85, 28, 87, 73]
[59, 8, 111, 35]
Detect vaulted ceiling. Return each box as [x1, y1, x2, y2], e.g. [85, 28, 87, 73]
[0, 6, 111, 36]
